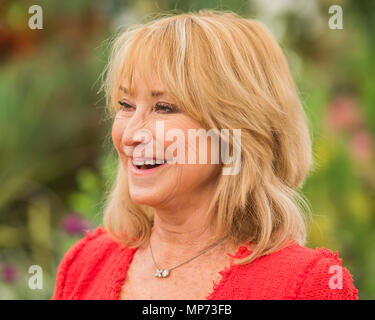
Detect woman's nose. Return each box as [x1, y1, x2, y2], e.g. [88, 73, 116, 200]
[121, 110, 153, 153]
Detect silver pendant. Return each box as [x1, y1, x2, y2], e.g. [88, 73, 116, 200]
[155, 268, 170, 278]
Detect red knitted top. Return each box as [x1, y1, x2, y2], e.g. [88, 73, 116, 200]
[51, 226, 359, 300]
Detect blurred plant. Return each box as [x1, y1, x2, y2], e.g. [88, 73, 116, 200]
[349, 129, 374, 163]
[1, 263, 17, 284]
[61, 213, 91, 236]
[325, 94, 363, 133]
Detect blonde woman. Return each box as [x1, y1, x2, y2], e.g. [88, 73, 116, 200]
[52, 10, 358, 300]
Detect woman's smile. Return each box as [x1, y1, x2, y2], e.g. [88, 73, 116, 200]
[128, 157, 168, 176]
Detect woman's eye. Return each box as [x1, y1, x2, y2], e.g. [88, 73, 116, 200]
[154, 103, 179, 113]
[117, 101, 180, 113]
[118, 100, 134, 111]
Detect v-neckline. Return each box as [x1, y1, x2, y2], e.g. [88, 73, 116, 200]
[113, 242, 253, 300]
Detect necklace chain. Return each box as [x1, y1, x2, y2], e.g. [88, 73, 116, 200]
[149, 235, 229, 278]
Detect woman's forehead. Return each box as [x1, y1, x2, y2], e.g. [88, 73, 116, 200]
[119, 69, 175, 100]
[119, 84, 169, 99]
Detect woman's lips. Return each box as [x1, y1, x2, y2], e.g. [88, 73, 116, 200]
[128, 158, 167, 176]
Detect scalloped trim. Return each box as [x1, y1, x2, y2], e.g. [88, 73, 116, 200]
[58, 226, 106, 299]
[84, 225, 105, 239]
[112, 246, 138, 300]
[205, 245, 251, 300]
[205, 264, 233, 300]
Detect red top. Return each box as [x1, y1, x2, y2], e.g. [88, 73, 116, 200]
[51, 226, 359, 300]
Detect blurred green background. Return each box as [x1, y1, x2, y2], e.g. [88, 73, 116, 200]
[0, 0, 374, 299]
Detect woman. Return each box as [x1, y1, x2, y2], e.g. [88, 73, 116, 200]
[52, 10, 359, 300]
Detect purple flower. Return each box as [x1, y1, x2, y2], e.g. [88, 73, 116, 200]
[61, 213, 88, 236]
[1, 263, 17, 283]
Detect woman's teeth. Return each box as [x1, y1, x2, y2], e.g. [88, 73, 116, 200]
[132, 159, 165, 165]
[132, 159, 165, 169]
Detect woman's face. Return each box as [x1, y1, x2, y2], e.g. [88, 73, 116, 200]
[112, 71, 221, 208]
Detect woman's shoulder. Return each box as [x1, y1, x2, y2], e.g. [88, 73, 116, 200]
[231, 241, 359, 300]
[287, 242, 359, 300]
[51, 226, 134, 299]
[55, 226, 122, 271]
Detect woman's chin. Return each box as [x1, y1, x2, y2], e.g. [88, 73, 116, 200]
[129, 190, 162, 206]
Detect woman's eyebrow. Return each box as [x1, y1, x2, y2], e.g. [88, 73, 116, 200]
[119, 85, 165, 98]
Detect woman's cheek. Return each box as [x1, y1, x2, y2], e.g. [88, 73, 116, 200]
[112, 119, 126, 153]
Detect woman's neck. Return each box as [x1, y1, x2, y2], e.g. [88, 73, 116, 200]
[142, 213, 236, 267]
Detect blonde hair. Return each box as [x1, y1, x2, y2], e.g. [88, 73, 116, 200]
[101, 9, 314, 265]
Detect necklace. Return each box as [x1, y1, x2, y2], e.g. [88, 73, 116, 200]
[149, 235, 230, 278]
